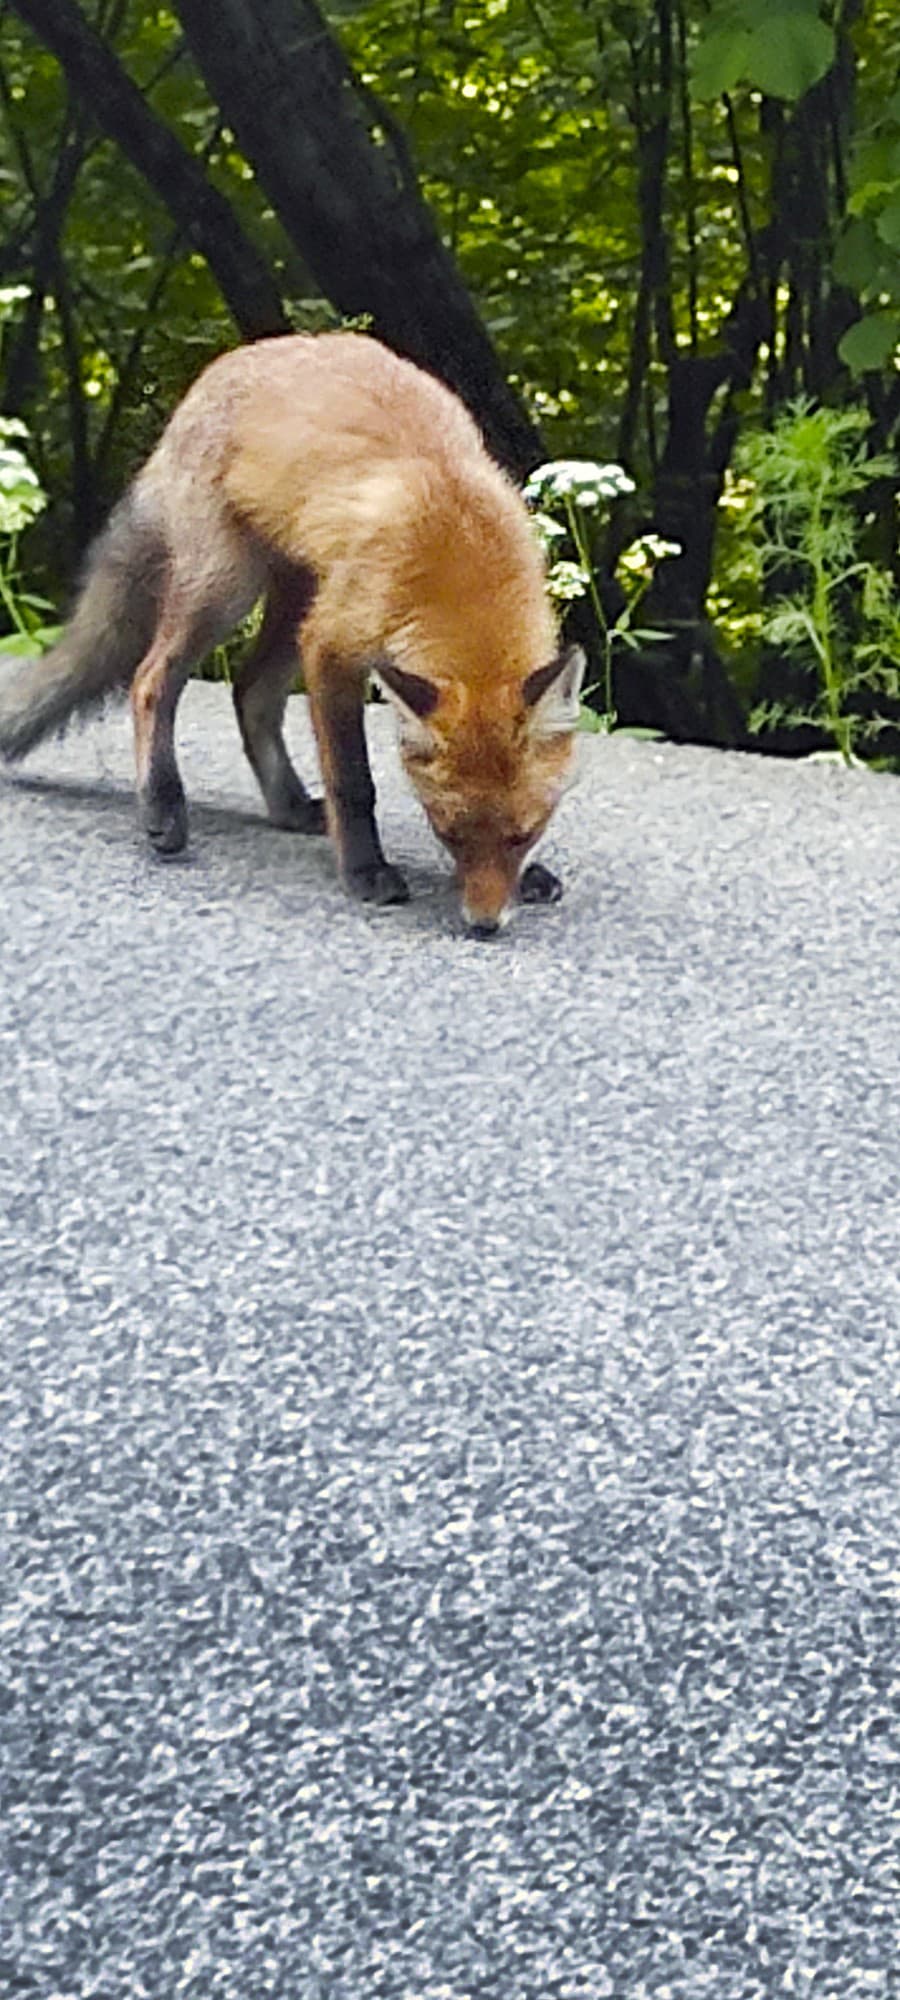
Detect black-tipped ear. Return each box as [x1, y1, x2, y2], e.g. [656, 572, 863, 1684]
[375, 661, 440, 720]
[523, 643, 586, 732]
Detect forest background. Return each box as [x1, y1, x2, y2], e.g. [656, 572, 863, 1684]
[1, 0, 899, 755]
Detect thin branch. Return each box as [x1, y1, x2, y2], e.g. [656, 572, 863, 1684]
[723, 94, 761, 294]
[54, 254, 96, 536]
[675, 0, 698, 351]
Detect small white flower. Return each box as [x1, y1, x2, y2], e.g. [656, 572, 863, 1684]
[530, 509, 567, 544]
[619, 533, 682, 576]
[637, 533, 682, 561]
[0, 432, 47, 533]
[0, 456, 40, 490]
[524, 458, 636, 508]
[546, 557, 590, 605]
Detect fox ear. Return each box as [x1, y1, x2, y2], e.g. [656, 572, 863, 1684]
[373, 660, 440, 757]
[375, 661, 440, 721]
[523, 644, 586, 736]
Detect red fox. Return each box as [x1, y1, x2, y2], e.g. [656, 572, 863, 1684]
[0, 333, 583, 935]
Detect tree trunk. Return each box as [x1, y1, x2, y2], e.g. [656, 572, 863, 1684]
[172, 0, 543, 475]
[608, 4, 768, 743]
[7, 0, 288, 340]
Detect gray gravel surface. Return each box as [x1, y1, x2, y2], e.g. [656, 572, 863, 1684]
[2, 683, 899, 2000]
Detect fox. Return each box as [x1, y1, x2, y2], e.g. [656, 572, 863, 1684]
[0, 332, 584, 936]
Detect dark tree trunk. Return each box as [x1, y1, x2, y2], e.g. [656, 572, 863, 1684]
[0, 93, 88, 416]
[607, 2, 769, 744]
[172, 0, 543, 476]
[617, 32, 672, 471]
[7, 0, 288, 340]
[626, 289, 767, 746]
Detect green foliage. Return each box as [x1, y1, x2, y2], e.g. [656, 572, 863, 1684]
[691, 0, 835, 104]
[739, 399, 900, 763]
[837, 82, 900, 375]
[0, 415, 45, 537]
[0, 289, 60, 654]
[334, 0, 770, 460]
[0, 417, 60, 656]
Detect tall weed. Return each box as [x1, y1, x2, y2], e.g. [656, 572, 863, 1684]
[740, 399, 900, 765]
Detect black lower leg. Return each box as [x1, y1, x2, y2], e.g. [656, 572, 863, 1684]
[142, 743, 188, 854]
[133, 658, 189, 856]
[239, 727, 326, 834]
[233, 569, 325, 833]
[333, 782, 408, 904]
[315, 676, 408, 905]
[519, 860, 563, 904]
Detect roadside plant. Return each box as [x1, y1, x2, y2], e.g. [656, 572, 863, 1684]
[0, 415, 61, 658]
[740, 398, 900, 765]
[524, 458, 679, 734]
[0, 287, 60, 657]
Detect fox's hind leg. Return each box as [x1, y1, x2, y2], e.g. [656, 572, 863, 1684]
[303, 636, 408, 906]
[131, 567, 258, 854]
[232, 566, 325, 834]
[131, 618, 194, 856]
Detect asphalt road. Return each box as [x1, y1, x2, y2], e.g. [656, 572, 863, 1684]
[2, 684, 899, 2000]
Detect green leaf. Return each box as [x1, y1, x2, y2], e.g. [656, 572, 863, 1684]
[690, 24, 753, 100]
[578, 705, 615, 734]
[875, 191, 900, 251]
[16, 591, 55, 612]
[743, 14, 834, 100]
[833, 216, 881, 292]
[692, 6, 834, 101]
[849, 135, 900, 210]
[838, 310, 900, 374]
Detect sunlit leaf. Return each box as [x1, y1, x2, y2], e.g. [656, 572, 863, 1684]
[743, 13, 834, 99]
[838, 310, 900, 373]
[690, 24, 752, 101]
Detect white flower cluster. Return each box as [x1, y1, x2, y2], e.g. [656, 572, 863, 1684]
[524, 458, 636, 510]
[619, 533, 682, 574]
[0, 418, 47, 537]
[545, 558, 592, 604]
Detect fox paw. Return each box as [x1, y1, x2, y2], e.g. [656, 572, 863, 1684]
[270, 793, 327, 835]
[346, 860, 410, 906]
[141, 785, 188, 857]
[519, 860, 563, 904]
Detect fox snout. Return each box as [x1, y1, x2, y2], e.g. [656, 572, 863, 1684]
[457, 858, 519, 938]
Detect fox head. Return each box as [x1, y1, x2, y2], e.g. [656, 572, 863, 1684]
[375, 644, 585, 936]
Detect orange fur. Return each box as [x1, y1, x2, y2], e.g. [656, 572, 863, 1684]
[219, 335, 575, 926]
[223, 333, 557, 689]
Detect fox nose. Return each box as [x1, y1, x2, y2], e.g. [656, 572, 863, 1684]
[462, 900, 510, 939]
[460, 862, 513, 938]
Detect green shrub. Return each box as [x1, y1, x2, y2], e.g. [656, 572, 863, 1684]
[740, 398, 900, 765]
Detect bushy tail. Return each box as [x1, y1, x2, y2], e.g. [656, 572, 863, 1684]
[0, 491, 166, 763]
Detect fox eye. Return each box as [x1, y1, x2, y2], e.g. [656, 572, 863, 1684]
[508, 829, 537, 852]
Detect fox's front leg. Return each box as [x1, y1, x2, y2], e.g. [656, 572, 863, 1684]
[519, 860, 563, 904]
[303, 642, 409, 905]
